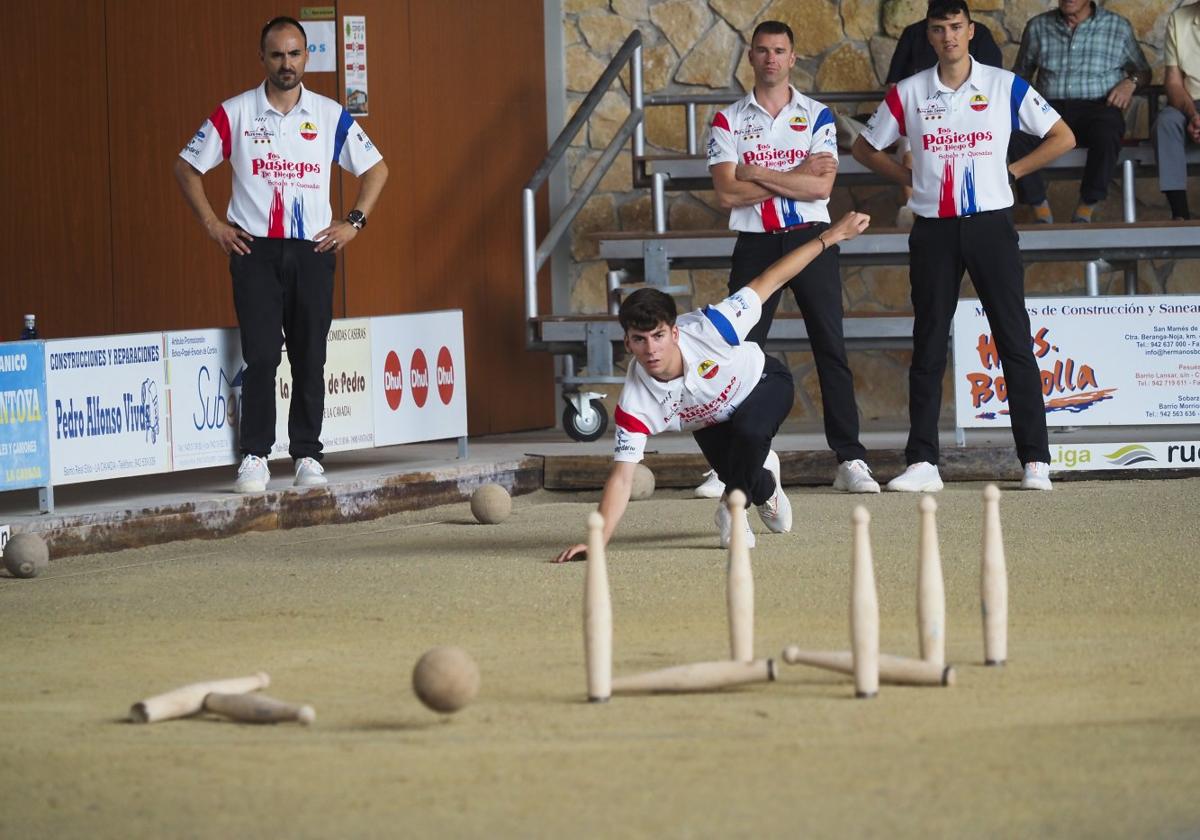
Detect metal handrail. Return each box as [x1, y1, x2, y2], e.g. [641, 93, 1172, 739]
[522, 30, 644, 335]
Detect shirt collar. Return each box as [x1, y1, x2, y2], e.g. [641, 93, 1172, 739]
[1056, 2, 1103, 28]
[256, 81, 312, 116]
[930, 56, 982, 95]
[749, 85, 803, 116]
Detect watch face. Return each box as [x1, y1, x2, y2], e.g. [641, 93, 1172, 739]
[347, 210, 366, 228]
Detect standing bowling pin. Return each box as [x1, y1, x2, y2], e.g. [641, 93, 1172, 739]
[726, 490, 754, 662]
[584, 511, 613, 701]
[850, 506, 879, 698]
[917, 496, 946, 667]
[981, 484, 1007, 665]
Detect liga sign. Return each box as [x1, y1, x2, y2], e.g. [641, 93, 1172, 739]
[953, 295, 1200, 428]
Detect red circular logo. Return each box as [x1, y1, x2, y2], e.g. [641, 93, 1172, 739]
[436, 346, 455, 405]
[383, 350, 403, 411]
[410, 349, 429, 408]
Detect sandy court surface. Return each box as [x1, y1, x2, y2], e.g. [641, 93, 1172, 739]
[2, 478, 1198, 838]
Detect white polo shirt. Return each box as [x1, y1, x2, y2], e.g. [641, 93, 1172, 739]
[613, 289, 766, 463]
[706, 87, 838, 232]
[861, 59, 1060, 218]
[179, 82, 382, 240]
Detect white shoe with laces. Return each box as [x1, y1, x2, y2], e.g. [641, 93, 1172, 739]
[886, 461, 944, 493]
[294, 457, 328, 487]
[833, 459, 881, 493]
[234, 454, 270, 494]
[715, 497, 756, 550]
[694, 469, 725, 499]
[757, 449, 792, 534]
[1020, 461, 1052, 491]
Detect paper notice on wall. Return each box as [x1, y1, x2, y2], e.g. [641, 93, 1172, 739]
[343, 16, 369, 116]
[301, 21, 336, 73]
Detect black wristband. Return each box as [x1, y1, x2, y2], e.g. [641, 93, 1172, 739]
[817, 234, 827, 252]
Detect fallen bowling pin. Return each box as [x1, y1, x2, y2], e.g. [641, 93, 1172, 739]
[781, 646, 955, 687]
[611, 659, 776, 694]
[204, 692, 315, 725]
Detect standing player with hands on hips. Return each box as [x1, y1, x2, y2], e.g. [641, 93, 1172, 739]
[852, 0, 1074, 493]
[553, 211, 872, 564]
[174, 16, 388, 494]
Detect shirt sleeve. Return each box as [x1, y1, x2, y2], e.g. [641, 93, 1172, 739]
[1165, 12, 1179, 67]
[701, 287, 763, 346]
[612, 401, 650, 463]
[1013, 75, 1061, 139]
[860, 88, 904, 151]
[178, 105, 229, 175]
[812, 106, 840, 159]
[706, 109, 737, 168]
[333, 110, 384, 175]
[1012, 20, 1037, 82]
[1120, 21, 1151, 77]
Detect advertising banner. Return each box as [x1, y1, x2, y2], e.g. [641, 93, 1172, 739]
[272, 318, 374, 458]
[1046, 440, 1200, 472]
[0, 341, 51, 491]
[371, 311, 467, 447]
[45, 333, 169, 484]
[165, 329, 243, 470]
[953, 295, 1200, 428]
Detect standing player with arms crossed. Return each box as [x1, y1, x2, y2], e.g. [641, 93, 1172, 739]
[553, 211, 871, 563]
[852, 0, 1074, 492]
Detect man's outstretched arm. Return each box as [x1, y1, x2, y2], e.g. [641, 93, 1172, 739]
[554, 460, 637, 563]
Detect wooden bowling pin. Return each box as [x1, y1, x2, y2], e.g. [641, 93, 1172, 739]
[850, 506, 879, 698]
[584, 511, 613, 702]
[917, 496, 946, 667]
[781, 646, 955, 687]
[204, 692, 315, 725]
[726, 490, 754, 663]
[981, 484, 1008, 666]
[611, 658, 776, 694]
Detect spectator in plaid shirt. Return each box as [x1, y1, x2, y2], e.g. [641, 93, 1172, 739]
[1010, 0, 1151, 223]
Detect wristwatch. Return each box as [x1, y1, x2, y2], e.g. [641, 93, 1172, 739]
[346, 209, 367, 230]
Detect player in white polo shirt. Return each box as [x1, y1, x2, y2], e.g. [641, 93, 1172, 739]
[705, 20, 880, 498]
[553, 211, 871, 563]
[174, 16, 388, 494]
[852, 0, 1075, 492]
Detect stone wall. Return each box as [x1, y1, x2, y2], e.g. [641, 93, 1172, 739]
[562, 0, 1200, 425]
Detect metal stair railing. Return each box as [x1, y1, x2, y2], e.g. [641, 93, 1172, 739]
[522, 30, 644, 344]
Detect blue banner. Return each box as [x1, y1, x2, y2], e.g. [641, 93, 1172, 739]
[0, 341, 50, 491]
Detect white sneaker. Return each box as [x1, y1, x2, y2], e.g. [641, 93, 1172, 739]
[1020, 461, 1052, 491]
[694, 469, 725, 499]
[886, 462, 944, 492]
[715, 497, 756, 550]
[234, 454, 270, 493]
[757, 450, 792, 533]
[833, 459, 881, 493]
[294, 457, 328, 487]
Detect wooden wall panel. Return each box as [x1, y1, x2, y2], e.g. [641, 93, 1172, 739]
[0, 0, 114, 341]
[105, 1, 345, 334]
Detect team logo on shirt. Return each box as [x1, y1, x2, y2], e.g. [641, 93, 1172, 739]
[788, 115, 809, 133]
[970, 94, 989, 112]
[736, 121, 764, 142]
[299, 121, 318, 140]
[243, 127, 273, 144]
[697, 360, 720, 380]
[919, 98, 949, 121]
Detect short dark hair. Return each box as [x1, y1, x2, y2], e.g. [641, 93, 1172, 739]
[750, 20, 795, 48]
[927, 0, 972, 22]
[260, 16, 307, 51]
[619, 288, 677, 333]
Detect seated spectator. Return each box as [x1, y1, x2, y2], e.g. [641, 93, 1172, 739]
[1155, 2, 1200, 221]
[1010, 0, 1150, 223]
[885, 0, 1004, 228]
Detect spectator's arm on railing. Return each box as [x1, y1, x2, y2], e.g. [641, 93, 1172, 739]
[1008, 118, 1076, 181]
[711, 162, 775, 209]
[850, 136, 912, 189]
[734, 153, 837, 202]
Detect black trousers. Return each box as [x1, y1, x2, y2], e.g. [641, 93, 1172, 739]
[907, 210, 1050, 466]
[693, 356, 795, 506]
[728, 226, 866, 463]
[230, 239, 335, 461]
[1011, 98, 1126, 205]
